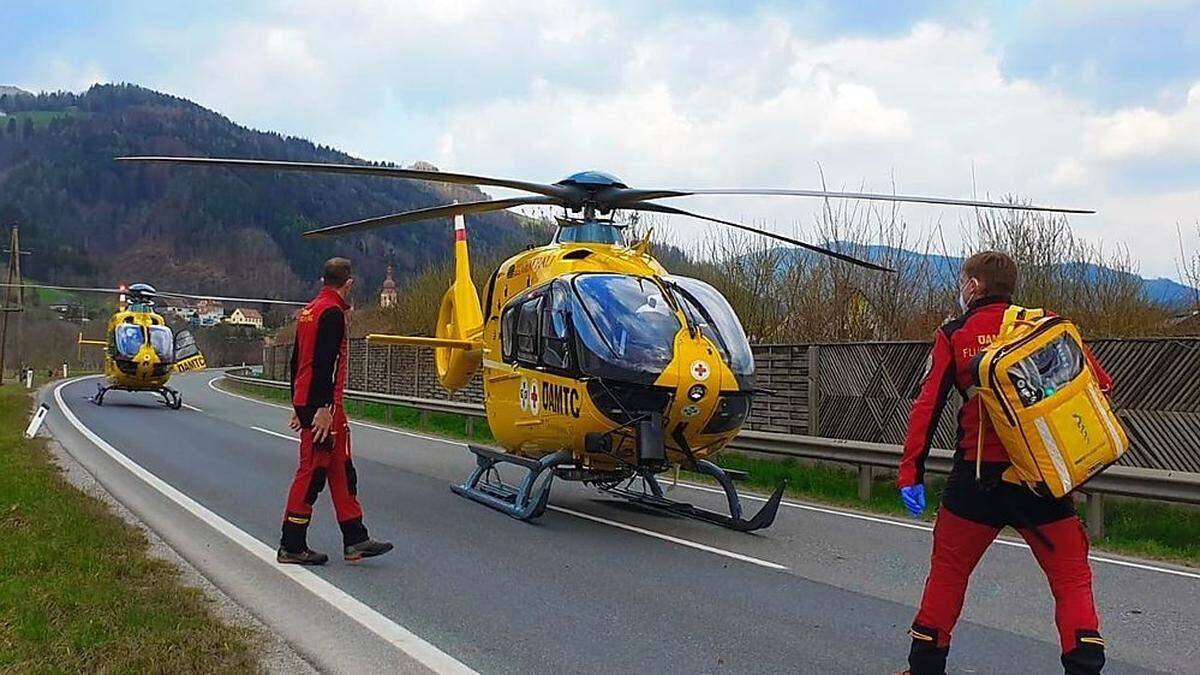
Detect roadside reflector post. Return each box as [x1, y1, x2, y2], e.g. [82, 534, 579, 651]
[1086, 493, 1105, 540]
[25, 368, 32, 389]
[25, 403, 49, 439]
[465, 416, 474, 437]
[62, 363, 68, 378]
[420, 409, 430, 427]
[858, 465, 873, 501]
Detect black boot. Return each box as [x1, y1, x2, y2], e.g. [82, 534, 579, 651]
[1062, 630, 1105, 674]
[906, 624, 949, 675]
[276, 547, 329, 565]
[344, 539, 394, 561]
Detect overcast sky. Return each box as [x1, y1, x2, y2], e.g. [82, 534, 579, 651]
[3, 1, 1199, 278]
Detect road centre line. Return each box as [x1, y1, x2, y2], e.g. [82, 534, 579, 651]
[547, 505, 787, 571]
[245, 425, 789, 571]
[214, 376, 1200, 581]
[674, 481, 1200, 581]
[182, 403, 204, 412]
[251, 426, 297, 441]
[54, 377, 478, 675]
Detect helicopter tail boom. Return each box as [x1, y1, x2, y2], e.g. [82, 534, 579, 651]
[366, 334, 481, 350]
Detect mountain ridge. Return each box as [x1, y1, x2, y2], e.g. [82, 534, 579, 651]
[0, 83, 547, 300]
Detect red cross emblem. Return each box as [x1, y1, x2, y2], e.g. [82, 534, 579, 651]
[690, 360, 711, 382]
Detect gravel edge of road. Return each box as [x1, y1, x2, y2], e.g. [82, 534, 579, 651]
[42, 430, 319, 675]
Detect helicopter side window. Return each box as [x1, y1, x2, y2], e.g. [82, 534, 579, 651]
[114, 324, 144, 358]
[515, 297, 542, 366]
[501, 303, 519, 362]
[148, 326, 174, 361]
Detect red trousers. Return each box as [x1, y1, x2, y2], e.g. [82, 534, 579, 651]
[281, 409, 366, 550]
[914, 507, 1100, 653]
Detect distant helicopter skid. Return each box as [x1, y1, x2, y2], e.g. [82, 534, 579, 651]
[453, 444, 785, 532]
[91, 381, 183, 410]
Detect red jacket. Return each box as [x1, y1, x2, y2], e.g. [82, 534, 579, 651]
[290, 287, 349, 411]
[897, 296, 1113, 487]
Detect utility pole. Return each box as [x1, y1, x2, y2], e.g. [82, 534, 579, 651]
[0, 225, 25, 385]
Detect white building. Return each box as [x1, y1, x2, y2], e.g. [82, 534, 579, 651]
[226, 307, 263, 328]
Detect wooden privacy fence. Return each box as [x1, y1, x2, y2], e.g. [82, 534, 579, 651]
[263, 336, 1200, 473]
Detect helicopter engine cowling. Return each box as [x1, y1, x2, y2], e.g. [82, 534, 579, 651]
[434, 214, 484, 391]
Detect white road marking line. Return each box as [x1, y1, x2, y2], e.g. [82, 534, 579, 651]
[182, 403, 204, 412]
[211, 376, 1200, 582]
[674, 481, 1200, 581]
[547, 505, 788, 571]
[208, 377, 459, 446]
[252, 426, 298, 442]
[53, 378, 478, 674]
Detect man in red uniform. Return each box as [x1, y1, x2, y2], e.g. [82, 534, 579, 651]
[897, 252, 1111, 674]
[278, 257, 393, 565]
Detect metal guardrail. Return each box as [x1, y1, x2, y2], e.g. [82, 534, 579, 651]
[221, 371, 1200, 537]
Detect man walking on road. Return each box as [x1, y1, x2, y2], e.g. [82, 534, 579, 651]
[896, 251, 1110, 675]
[278, 257, 393, 565]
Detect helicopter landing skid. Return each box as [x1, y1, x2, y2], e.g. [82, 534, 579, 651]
[89, 383, 183, 410]
[451, 446, 573, 520]
[158, 387, 183, 410]
[599, 460, 786, 533]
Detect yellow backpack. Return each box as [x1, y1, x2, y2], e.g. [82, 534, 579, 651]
[972, 306, 1129, 497]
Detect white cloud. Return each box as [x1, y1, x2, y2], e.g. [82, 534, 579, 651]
[45, 2, 1200, 277]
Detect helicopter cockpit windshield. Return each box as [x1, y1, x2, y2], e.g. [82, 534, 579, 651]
[666, 276, 755, 380]
[149, 326, 174, 362]
[570, 273, 679, 382]
[114, 324, 144, 358]
[556, 221, 626, 246]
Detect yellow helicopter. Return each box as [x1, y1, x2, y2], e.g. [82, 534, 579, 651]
[9, 281, 302, 408]
[121, 156, 1090, 530]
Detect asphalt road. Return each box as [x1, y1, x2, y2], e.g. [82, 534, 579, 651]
[41, 373, 1199, 674]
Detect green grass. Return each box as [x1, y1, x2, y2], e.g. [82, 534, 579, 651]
[228, 379, 1200, 567]
[5, 109, 84, 129]
[0, 383, 259, 672]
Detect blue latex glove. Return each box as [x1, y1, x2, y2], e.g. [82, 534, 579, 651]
[900, 484, 926, 518]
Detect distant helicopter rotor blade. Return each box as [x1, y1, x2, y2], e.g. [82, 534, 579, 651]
[609, 187, 1094, 215]
[0, 282, 305, 306]
[154, 291, 307, 306]
[0, 282, 124, 295]
[625, 203, 894, 273]
[117, 156, 575, 200]
[301, 196, 560, 238]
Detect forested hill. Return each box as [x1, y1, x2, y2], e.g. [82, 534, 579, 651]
[0, 83, 548, 299]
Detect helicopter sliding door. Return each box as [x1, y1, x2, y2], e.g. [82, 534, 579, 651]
[173, 329, 200, 362]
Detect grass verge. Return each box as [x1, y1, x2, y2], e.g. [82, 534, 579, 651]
[225, 379, 494, 443]
[0, 382, 259, 672]
[228, 378, 1200, 567]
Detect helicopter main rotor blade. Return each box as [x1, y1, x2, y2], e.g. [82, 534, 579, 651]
[117, 156, 576, 200]
[625, 203, 894, 273]
[302, 196, 560, 238]
[608, 187, 1094, 215]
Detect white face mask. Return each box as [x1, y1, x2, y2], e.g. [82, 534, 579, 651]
[958, 278, 975, 313]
